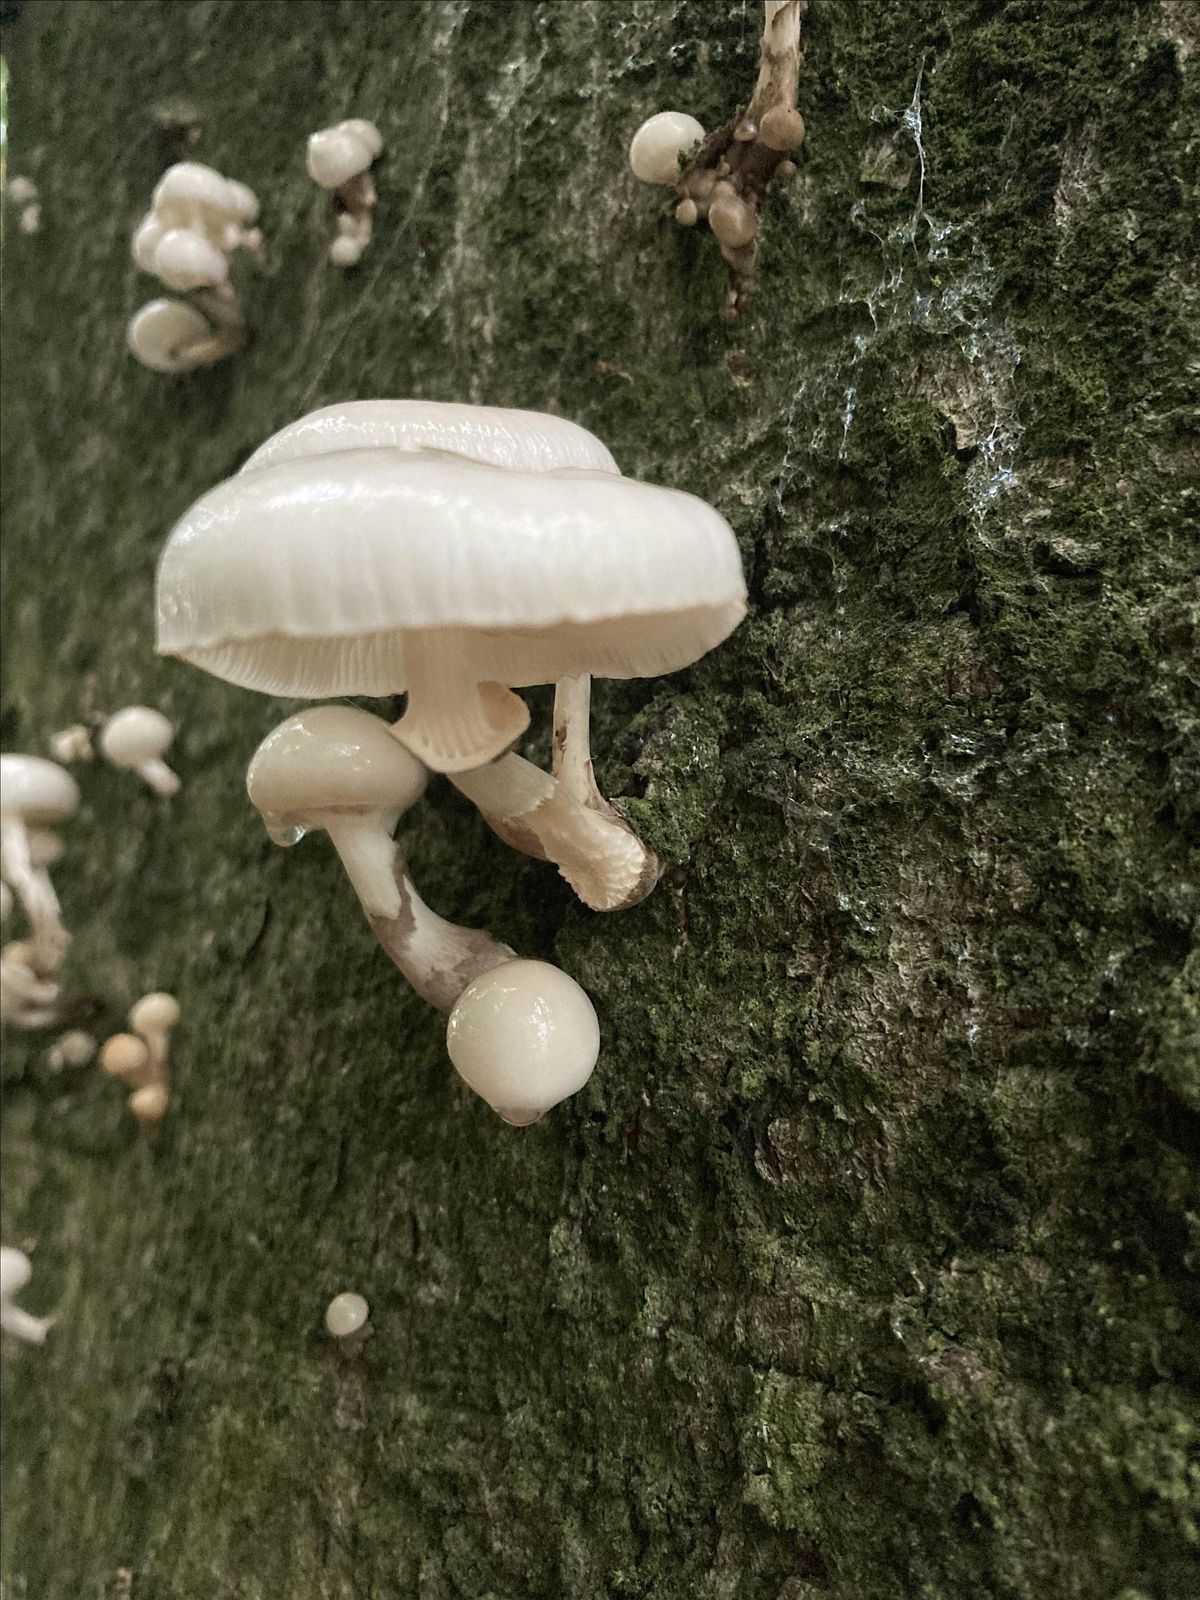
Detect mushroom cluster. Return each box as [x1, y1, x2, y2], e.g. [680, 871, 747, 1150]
[156, 398, 746, 1122]
[128, 161, 260, 372]
[306, 118, 382, 267]
[630, 0, 808, 319]
[0, 754, 80, 1025]
[100, 991, 181, 1128]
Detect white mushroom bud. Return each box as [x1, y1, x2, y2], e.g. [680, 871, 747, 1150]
[98, 707, 181, 797]
[7, 175, 38, 204]
[247, 706, 515, 1012]
[129, 1081, 169, 1126]
[0, 755, 78, 975]
[127, 297, 246, 374]
[48, 725, 94, 763]
[46, 1029, 97, 1070]
[151, 162, 258, 246]
[0, 941, 64, 1029]
[628, 111, 706, 185]
[446, 959, 600, 1125]
[19, 204, 41, 235]
[100, 1032, 154, 1089]
[324, 1291, 370, 1340]
[149, 226, 230, 292]
[307, 118, 382, 266]
[129, 990, 180, 1077]
[0, 1246, 53, 1345]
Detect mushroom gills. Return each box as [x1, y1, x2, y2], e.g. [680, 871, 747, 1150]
[391, 632, 530, 773]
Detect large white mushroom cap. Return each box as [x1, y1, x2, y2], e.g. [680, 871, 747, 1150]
[156, 401, 746, 771]
[629, 111, 706, 185]
[151, 162, 258, 239]
[0, 756, 80, 824]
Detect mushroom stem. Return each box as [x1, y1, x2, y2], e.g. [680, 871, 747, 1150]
[0, 818, 68, 975]
[183, 284, 248, 364]
[552, 673, 606, 812]
[747, 0, 804, 128]
[322, 816, 514, 1012]
[0, 1303, 52, 1344]
[449, 752, 660, 913]
[392, 632, 530, 773]
[136, 758, 181, 798]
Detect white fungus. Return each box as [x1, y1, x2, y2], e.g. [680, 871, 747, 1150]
[324, 1291, 370, 1340]
[129, 990, 181, 1075]
[0, 1246, 52, 1345]
[628, 111, 706, 185]
[0, 755, 79, 975]
[49, 725, 94, 763]
[0, 941, 64, 1030]
[446, 959, 601, 1125]
[99, 707, 181, 797]
[47, 1029, 97, 1070]
[307, 119, 382, 267]
[127, 297, 242, 375]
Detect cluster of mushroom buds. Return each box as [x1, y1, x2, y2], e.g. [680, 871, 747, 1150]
[0, 755, 80, 1028]
[128, 161, 260, 373]
[99, 991, 180, 1129]
[307, 118, 382, 267]
[1, 1246, 52, 1346]
[629, 0, 807, 318]
[7, 174, 40, 234]
[156, 398, 747, 1124]
[51, 706, 180, 796]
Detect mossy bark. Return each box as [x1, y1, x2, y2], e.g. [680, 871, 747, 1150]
[1, 3, 1196, 1597]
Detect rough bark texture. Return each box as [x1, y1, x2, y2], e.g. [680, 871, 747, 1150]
[1, 3, 1197, 1597]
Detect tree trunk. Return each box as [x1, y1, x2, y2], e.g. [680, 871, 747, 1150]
[1, 3, 1196, 1596]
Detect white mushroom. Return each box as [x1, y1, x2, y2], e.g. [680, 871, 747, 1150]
[129, 991, 180, 1075]
[99, 1032, 155, 1090]
[325, 1291, 370, 1340]
[629, 111, 706, 185]
[7, 175, 38, 204]
[0, 755, 79, 974]
[0, 1246, 53, 1345]
[0, 942, 64, 1029]
[446, 959, 600, 1125]
[127, 297, 246, 374]
[46, 1029, 97, 1070]
[307, 119, 382, 267]
[246, 705, 515, 1011]
[129, 1081, 169, 1127]
[99, 707, 181, 797]
[150, 162, 259, 251]
[156, 400, 745, 907]
[49, 724, 94, 763]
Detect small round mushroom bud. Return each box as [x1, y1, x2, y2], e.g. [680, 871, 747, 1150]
[446, 959, 600, 1126]
[675, 198, 699, 227]
[47, 1029, 97, 1070]
[628, 111, 706, 185]
[0, 1246, 52, 1345]
[99, 707, 180, 797]
[776, 159, 798, 180]
[324, 1291, 370, 1340]
[129, 990, 180, 1075]
[708, 184, 758, 250]
[151, 227, 230, 292]
[19, 205, 41, 235]
[100, 1032, 154, 1088]
[7, 176, 38, 204]
[127, 298, 243, 374]
[129, 1081, 169, 1126]
[759, 105, 806, 151]
[49, 725, 94, 763]
[329, 233, 364, 267]
[735, 119, 758, 142]
[306, 120, 382, 189]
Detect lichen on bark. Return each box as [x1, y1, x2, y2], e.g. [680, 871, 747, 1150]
[1, 3, 1197, 1598]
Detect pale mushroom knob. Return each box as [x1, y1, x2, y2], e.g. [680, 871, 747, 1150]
[149, 227, 230, 292]
[325, 1291, 370, 1339]
[629, 111, 706, 185]
[129, 991, 181, 1039]
[100, 1032, 153, 1085]
[446, 959, 601, 1125]
[127, 298, 215, 374]
[156, 399, 746, 774]
[306, 119, 383, 188]
[99, 706, 181, 797]
[129, 1082, 169, 1126]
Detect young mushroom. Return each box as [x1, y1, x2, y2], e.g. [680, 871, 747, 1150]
[46, 1029, 97, 1070]
[307, 118, 382, 266]
[129, 990, 180, 1076]
[156, 400, 746, 911]
[246, 705, 515, 1012]
[0, 755, 79, 975]
[99, 707, 181, 797]
[0, 1247, 53, 1345]
[325, 1291, 370, 1342]
[49, 724, 94, 763]
[446, 959, 601, 1125]
[127, 297, 246, 374]
[100, 1032, 155, 1089]
[635, 1, 808, 318]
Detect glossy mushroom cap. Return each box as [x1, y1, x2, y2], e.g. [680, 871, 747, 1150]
[127, 299, 213, 373]
[307, 120, 383, 188]
[629, 111, 706, 185]
[0, 1246, 31, 1299]
[325, 1291, 370, 1338]
[156, 402, 746, 771]
[152, 162, 257, 238]
[99, 707, 174, 768]
[129, 991, 181, 1036]
[447, 959, 600, 1125]
[246, 705, 427, 840]
[0, 756, 80, 825]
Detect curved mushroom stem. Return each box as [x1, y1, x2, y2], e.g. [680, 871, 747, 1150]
[748, 0, 804, 127]
[450, 750, 661, 913]
[392, 632, 530, 773]
[322, 817, 515, 1013]
[0, 817, 69, 976]
[184, 284, 249, 364]
[135, 758, 181, 798]
[0, 1303, 53, 1344]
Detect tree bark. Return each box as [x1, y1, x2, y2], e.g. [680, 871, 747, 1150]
[1, 3, 1196, 1597]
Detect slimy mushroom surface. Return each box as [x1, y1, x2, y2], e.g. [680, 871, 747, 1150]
[629, 111, 706, 185]
[446, 959, 601, 1125]
[324, 1291, 370, 1340]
